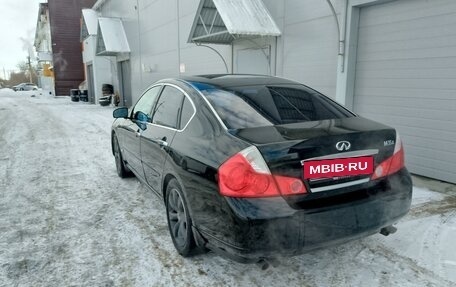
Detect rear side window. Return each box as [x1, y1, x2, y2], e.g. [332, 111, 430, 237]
[152, 86, 184, 129]
[202, 84, 353, 129]
[179, 97, 194, 130]
[201, 89, 272, 129]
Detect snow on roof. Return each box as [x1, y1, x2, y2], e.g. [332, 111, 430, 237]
[188, 0, 281, 44]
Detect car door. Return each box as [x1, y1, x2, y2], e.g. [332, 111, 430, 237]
[117, 85, 162, 178]
[140, 85, 184, 192]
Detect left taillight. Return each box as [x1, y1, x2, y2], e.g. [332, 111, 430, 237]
[371, 132, 405, 180]
[218, 146, 307, 198]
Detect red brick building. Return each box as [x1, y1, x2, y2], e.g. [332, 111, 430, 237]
[47, 0, 96, 96]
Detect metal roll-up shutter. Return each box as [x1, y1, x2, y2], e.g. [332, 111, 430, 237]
[353, 0, 456, 183]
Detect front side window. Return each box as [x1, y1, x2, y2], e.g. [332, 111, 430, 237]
[132, 86, 162, 120]
[201, 84, 354, 129]
[152, 86, 184, 129]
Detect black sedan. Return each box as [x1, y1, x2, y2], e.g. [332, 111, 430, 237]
[111, 74, 412, 263]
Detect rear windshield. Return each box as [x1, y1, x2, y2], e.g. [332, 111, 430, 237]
[200, 84, 354, 129]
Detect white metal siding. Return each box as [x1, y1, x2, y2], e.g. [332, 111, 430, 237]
[96, 0, 342, 103]
[353, 0, 456, 183]
[274, 0, 340, 98]
[98, 0, 232, 104]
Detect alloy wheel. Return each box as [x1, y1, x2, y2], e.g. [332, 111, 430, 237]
[167, 188, 188, 248]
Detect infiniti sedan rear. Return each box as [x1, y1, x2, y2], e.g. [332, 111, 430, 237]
[111, 75, 412, 263]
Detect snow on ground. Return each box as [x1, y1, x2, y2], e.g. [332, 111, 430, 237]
[0, 89, 455, 287]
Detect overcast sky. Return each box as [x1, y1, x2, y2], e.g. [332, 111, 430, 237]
[0, 0, 44, 75]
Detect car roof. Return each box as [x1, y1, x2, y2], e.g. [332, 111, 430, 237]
[177, 74, 301, 89]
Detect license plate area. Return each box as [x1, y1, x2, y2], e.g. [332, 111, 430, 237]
[303, 156, 374, 179]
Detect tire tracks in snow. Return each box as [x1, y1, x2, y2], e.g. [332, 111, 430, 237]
[407, 196, 456, 220]
[1, 92, 454, 287]
[360, 241, 455, 286]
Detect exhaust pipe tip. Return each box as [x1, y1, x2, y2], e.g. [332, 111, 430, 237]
[257, 258, 280, 270]
[257, 259, 270, 270]
[380, 225, 397, 236]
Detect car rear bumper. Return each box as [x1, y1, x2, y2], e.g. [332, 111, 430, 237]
[198, 169, 412, 263]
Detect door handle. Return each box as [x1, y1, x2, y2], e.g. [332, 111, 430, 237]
[135, 130, 141, 137]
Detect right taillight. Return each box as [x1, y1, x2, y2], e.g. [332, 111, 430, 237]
[371, 132, 405, 180]
[218, 146, 307, 198]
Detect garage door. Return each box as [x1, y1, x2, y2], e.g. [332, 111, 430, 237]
[353, 0, 456, 183]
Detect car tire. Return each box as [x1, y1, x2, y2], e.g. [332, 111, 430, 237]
[113, 135, 131, 178]
[165, 179, 196, 257]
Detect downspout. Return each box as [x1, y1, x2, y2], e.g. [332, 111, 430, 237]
[341, 0, 348, 72]
[177, 0, 181, 76]
[135, 0, 143, 88]
[326, 0, 347, 72]
[231, 43, 234, 74]
[274, 36, 278, 76]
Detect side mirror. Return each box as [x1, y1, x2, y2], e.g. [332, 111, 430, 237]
[135, 111, 149, 131]
[113, 107, 128, 119]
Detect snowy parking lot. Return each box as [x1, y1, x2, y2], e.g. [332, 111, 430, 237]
[0, 89, 455, 287]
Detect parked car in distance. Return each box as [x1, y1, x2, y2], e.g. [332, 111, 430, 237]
[111, 74, 412, 264]
[13, 83, 38, 91]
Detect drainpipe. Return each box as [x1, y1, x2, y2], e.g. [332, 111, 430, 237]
[231, 43, 234, 74]
[135, 0, 143, 88]
[326, 0, 347, 72]
[177, 0, 181, 76]
[340, 0, 348, 72]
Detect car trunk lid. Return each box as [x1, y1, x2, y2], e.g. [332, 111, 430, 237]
[229, 117, 397, 203]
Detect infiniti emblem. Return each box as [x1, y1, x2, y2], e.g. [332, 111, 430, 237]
[336, 141, 351, 151]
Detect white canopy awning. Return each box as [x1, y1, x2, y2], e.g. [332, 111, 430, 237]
[96, 17, 130, 56]
[188, 0, 281, 44]
[80, 9, 98, 41]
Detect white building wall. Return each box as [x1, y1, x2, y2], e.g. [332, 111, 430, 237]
[95, 0, 232, 104]
[94, 0, 141, 102]
[178, 0, 232, 76]
[92, 0, 346, 102]
[82, 35, 117, 103]
[138, 0, 179, 88]
[93, 0, 343, 103]
[264, 0, 342, 99]
[39, 77, 54, 92]
[36, 11, 53, 54]
[35, 7, 55, 95]
[82, 35, 95, 64]
[88, 0, 456, 185]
